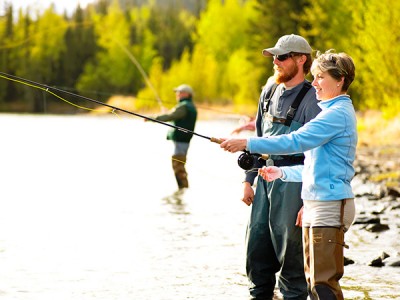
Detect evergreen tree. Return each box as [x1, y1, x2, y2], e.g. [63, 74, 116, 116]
[59, 5, 97, 99]
[77, 1, 135, 97]
[0, 2, 14, 105]
[247, 0, 310, 86]
[27, 8, 68, 112]
[351, 0, 400, 114]
[147, 3, 195, 69]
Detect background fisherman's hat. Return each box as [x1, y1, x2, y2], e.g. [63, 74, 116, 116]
[262, 34, 312, 56]
[173, 84, 193, 94]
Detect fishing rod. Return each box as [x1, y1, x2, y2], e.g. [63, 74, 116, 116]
[0, 72, 271, 171]
[0, 71, 223, 145]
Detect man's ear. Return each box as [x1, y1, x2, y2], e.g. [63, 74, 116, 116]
[297, 54, 307, 65]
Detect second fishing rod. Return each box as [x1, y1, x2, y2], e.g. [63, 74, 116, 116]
[0, 71, 267, 170]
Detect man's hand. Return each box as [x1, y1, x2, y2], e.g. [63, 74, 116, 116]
[220, 138, 247, 153]
[242, 181, 254, 206]
[230, 120, 256, 135]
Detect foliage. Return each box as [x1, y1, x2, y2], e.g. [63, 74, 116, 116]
[352, 0, 400, 115]
[12, 7, 68, 111]
[299, 0, 400, 116]
[0, 0, 399, 118]
[77, 1, 136, 94]
[248, 0, 309, 83]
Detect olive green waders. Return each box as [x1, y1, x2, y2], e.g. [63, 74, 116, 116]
[303, 202, 347, 299]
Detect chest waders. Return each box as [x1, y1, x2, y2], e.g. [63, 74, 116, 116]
[169, 99, 197, 190]
[172, 153, 189, 189]
[246, 83, 310, 300]
[303, 201, 347, 300]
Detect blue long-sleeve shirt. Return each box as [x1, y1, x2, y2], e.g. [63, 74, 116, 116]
[247, 95, 357, 201]
[244, 80, 321, 184]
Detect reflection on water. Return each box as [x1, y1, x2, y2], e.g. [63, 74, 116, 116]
[162, 189, 190, 215]
[0, 114, 398, 300]
[0, 114, 248, 300]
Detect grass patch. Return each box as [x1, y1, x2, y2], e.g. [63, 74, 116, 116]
[357, 110, 400, 147]
[369, 172, 400, 183]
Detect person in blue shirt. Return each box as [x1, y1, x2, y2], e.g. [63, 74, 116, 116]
[220, 50, 357, 300]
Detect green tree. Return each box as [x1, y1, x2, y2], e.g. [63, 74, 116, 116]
[195, 0, 251, 62]
[9, 7, 67, 112]
[299, 0, 400, 114]
[139, 0, 260, 109]
[194, 0, 261, 106]
[59, 6, 97, 96]
[247, 0, 310, 86]
[298, 0, 361, 105]
[5, 9, 31, 109]
[129, 4, 161, 100]
[0, 2, 14, 106]
[299, 0, 354, 53]
[147, 4, 196, 69]
[77, 1, 137, 97]
[351, 0, 400, 115]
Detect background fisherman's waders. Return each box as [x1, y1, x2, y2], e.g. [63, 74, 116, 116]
[172, 154, 188, 189]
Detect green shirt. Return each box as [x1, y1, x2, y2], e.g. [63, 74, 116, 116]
[155, 98, 197, 143]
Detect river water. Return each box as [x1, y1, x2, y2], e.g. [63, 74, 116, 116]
[0, 114, 398, 300]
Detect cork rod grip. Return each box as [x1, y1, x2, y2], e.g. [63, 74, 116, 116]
[210, 137, 223, 144]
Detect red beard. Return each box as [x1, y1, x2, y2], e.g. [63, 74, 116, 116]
[274, 62, 299, 84]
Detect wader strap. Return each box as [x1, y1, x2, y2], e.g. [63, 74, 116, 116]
[340, 199, 346, 226]
[284, 81, 312, 126]
[340, 199, 349, 249]
[262, 83, 278, 113]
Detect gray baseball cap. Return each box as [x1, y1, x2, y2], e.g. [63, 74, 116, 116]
[173, 84, 193, 94]
[262, 34, 312, 57]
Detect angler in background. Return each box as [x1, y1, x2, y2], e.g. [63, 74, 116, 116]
[224, 35, 321, 300]
[151, 84, 197, 190]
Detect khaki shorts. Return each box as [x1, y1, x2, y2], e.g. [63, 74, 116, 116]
[302, 199, 355, 231]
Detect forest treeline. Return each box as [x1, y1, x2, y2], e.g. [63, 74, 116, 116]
[0, 0, 399, 116]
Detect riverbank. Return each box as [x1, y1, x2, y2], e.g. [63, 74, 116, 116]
[356, 110, 400, 200]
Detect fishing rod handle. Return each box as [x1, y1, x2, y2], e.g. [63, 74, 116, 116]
[210, 137, 224, 144]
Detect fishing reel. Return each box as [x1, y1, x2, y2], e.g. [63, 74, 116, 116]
[237, 151, 268, 170]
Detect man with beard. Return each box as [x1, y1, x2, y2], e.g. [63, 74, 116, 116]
[240, 35, 321, 299]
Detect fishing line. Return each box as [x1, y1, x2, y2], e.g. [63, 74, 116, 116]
[113, 39, 164, 111]
[1, 20, 164, 112]
[42, 87, 243, 118]
[0, 72, 222, 144]
[245, 168, 260, 174]
[0, 72, 268, 171]
[0, 72, 120, 116]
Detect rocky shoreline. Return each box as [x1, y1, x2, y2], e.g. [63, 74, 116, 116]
[349, 145, 400, 267]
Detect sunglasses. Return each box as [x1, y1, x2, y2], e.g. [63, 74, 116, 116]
[273, 53, 295, 62]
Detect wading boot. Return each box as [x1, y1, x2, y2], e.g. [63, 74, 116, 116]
[172, 155, 188, 189]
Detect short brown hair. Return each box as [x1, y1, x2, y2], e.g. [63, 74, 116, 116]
[311, 49, 355, 91]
